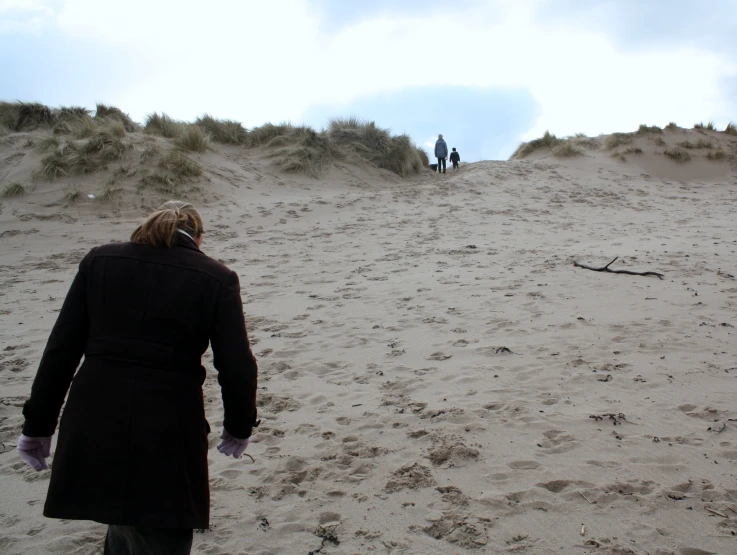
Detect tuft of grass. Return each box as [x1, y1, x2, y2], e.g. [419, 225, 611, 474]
[665, 122, 679, 130]
[551, 140, 582, 157]
[98, 182, 123, 202]
[2, 183, 26, 197]
[679, 139, 713, 149]
[102, 118, 127, 138]
[144, 112, 187, 138]
[510, 131, 562, 159]
[706, 149, 726, 160]
[604, 133, 634, 149]
[0, 101, 55, 131]
[86, 130, 130, 161]
[196, 114, 248, 144]
[160, 151, 202, 179]
[637, 124, 663, 134]
[95, 103, 138, 132]
[141, 144, 160, 163]
[66, 150, 100, 175]
[63, 187, 82, 207]
[724, 122, 737, 136]
[663, 148, 691, 163]
[694, 121, 716, 131]
[416, 146, 429, 167]
[141, 142, 161, 164]
[243, 117, 429, 178]
[17, 102, 54, 130]
[624, 147, 643, 154]
[250, 122, 297, 146]
[138, 173, 181, 195]
[72, 115, 98, 139]
[59, 106, 91, 118]
[326, 118, 422, 176]
[40, 151, 69, 179]
[175, 125, 211, 152]
[652, 137, 667, 147]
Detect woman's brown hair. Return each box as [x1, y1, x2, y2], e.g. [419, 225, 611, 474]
[130, 201, 205, 248]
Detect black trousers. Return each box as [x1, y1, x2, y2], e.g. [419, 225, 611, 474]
[104, 525, 193, 555]
[452, 161, 459, 169]
[437, 158, 446, 172]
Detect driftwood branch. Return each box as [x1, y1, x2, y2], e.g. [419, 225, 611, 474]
[573, 257, 664, 280]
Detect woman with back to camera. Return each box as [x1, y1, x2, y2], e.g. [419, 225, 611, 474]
[16, 201, 259, 555]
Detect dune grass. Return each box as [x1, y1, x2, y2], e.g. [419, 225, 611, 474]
[679, 139, 713, 149]
[87, 129, 131, 161]
[37, 135, 60, 153]
[416, 147, 429, 168]
[141, 143, 161, 164]
[0, 101, 55, 131]
[663, 148, 691, 163]
[196, 115, 248, 144]
[694, 121, 716, 131]
[665, 122, 679, 130]
[551, 140, 582, 157]
[145, 113, 188, 138]
[98, 182, 123, 202]
[2, 183, 26, 197]
[40, 151, 69, 180]
[138, 151, 202, 195]
[724, 122, 737, 136]
[624, 147, 643, 154]
[637, 124, 663, 134]
[63, 187, 82, 207]
[510, 131, 562, 159]
[3, 100, 429, 178]
[327, 118, 425, 176]
[175, 125, 210, 152]
[706, 149, 726, 160]
[95, 103, 138, 132]
[247, 118, 426, 177]
[72, 115, 98, 139]
[160, 151, 202, 179]
[249, 123, 302, 146]
[38, 127, 131, 179]
[66, 148, 100, 175]
[603, 133, 634, 150]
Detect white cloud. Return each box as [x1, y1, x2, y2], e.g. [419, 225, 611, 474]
[3, 0, 734, 139]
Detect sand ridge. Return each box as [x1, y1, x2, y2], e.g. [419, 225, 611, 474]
[1, 127, 737, 554]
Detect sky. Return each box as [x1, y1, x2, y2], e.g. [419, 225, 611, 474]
[1, 0, 735, 161]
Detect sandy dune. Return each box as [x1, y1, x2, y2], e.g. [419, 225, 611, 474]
[1, 125, 737, 554]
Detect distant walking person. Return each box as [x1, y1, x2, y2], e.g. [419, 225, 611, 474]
[435, 134, 448, 173]
[17, 201, 259, 555]
[450, 147, 460, 170]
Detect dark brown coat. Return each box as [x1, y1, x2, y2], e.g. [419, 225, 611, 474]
[22, 234, 258, 529]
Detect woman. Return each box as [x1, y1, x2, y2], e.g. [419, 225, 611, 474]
[17, 201, 259, 554]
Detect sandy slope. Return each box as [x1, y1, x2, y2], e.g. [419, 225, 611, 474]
[1, 127, 737, 555]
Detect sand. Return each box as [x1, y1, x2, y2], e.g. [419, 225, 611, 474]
[1, 126, 736, 554]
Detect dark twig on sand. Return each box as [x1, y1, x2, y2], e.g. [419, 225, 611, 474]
[573, 257, 664, 280]
[308, 525, 340, 554]
[589, 413, 627, 425]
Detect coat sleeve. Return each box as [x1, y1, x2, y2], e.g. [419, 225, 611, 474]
[210, 270, 258, 439]
[22, 249, 93, 437]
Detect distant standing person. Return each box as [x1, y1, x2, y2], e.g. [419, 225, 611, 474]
[435, 134, 448, 173]
[17, 201, 259, 555]
[450, 147, 460, 170]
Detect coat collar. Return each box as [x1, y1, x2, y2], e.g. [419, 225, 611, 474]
[174, 232, 201, 252]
